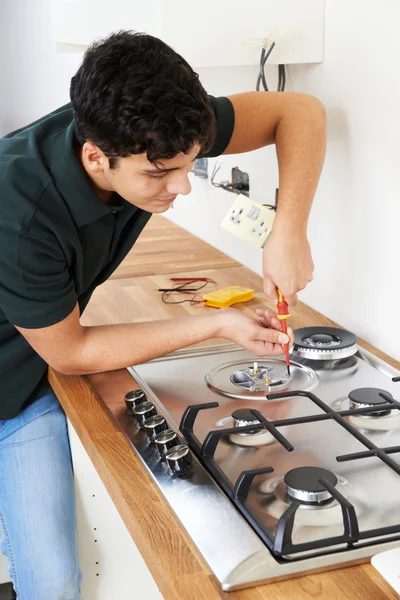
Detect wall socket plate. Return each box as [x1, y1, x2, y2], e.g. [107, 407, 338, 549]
[220, 194, 276, 248]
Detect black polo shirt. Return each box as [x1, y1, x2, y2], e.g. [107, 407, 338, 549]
[0, 96, 234, 418]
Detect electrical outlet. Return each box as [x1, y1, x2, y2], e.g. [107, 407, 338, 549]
[221, 194, 276, 248]
[251, 221, 269, 238]
[230, 207, 244, 225]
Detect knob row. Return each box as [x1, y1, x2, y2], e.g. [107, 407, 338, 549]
[125, 389, 193, 476]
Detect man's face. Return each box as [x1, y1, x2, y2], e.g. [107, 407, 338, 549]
[82, 142, 200, 213]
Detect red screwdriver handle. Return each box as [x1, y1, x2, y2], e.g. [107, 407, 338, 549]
[276, 289, 290, 321]
[276, 289, 291, 374]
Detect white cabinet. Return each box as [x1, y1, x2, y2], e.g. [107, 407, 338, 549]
[51, 0, 325, 66]
[67, 422, 163, 600]
[51, 0, 161, 48]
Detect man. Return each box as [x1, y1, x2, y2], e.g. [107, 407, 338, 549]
[0, 31, 326, 598]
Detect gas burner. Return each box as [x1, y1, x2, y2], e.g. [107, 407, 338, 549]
[333, 388, 400, 432]
[205, 357, 317, 400]
[292, 327, 358, 361]
[228, 409, 280, 447]
[232, 408, 260, 430]
[230, 362, 286, 390]
[259, 471, 365, 527]
[349, 388, 392, 417]
[284, 466, 337, 504]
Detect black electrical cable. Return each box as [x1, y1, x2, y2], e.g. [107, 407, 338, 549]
[256, 48, 264, 91]
[278, 64, 286, 92]
[256, 43, 286, 93]
[256, 42, 276, 92]
[257, 48, 269, 91]
[261, 188, 279, 212]
[160, 280, 209, 305]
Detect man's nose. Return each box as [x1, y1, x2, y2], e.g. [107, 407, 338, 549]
[166, 172, 192, 196]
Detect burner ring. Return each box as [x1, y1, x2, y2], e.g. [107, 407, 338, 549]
[292, 327, 358, 361]
[205, 357, 317, 401]
[284, 466, 337, 503]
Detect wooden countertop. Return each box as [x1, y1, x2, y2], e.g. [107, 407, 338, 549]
[49, 216, 400, 600]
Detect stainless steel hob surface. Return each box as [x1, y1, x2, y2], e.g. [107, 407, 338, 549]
[126, 342, 400, 591]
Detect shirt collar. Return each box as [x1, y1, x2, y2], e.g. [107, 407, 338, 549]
[51, 120, 126, 227]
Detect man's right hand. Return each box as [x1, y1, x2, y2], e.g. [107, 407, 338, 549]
[216, 307, 293, 357]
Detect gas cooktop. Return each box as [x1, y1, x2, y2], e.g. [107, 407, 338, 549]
[126, 327, 400, 591]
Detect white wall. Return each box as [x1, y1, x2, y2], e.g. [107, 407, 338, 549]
[1, 0, 399, 361]
[0, 0, 82, 133]
[165, 1, 400, 362]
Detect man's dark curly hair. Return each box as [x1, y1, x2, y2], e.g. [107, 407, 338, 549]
[70, 31, 216, 168]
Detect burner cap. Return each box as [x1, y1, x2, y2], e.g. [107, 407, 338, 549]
[292, 327, 358, 360]
[232, 409, 259, 424]
[231, 409, 260, 434]
[284, 466, 337, 503]
[349, 388, 393, 416]
[310, 333, 336, 344]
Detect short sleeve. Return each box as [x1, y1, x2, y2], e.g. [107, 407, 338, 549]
[0, 224, 77, 328]
[202, 96, 235, 157]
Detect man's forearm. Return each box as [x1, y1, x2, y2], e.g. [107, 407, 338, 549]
[273, 94, 326, 235]
[68, 312, 222, 375]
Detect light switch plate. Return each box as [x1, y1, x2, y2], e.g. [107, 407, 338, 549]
[371, 546, 400, 594]
[220, 194, 276, 248]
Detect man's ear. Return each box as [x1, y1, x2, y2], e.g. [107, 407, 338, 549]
[81, 141, 108, 173]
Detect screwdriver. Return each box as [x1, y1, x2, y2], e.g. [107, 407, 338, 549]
[276, 289, 291, 376]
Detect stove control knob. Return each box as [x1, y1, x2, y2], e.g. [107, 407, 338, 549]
[165, 444, 193, 476]
[133, 401, 157, 427]
[144, 414, 169, 441]
[124, 389, 147, 414]
[154, 429, 182, 458]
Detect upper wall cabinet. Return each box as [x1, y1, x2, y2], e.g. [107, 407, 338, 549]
[51, 0, 325, 67]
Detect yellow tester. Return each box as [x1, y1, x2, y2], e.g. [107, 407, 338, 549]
[203, 286, 254, 308]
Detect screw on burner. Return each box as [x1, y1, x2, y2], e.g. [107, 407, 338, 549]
[284, 466, 337, 503]
[248, 361, 261, 375]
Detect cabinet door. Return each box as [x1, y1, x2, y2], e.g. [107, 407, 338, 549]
[51, 0, 160, 48]
[68, 422, 163, 600]
[159, 0, 325, 67]
[52, 0, 324, 66]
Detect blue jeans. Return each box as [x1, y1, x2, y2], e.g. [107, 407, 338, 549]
[0, 388, 81, 599]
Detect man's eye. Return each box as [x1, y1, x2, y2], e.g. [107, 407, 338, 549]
[149, 174, 166, 181]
